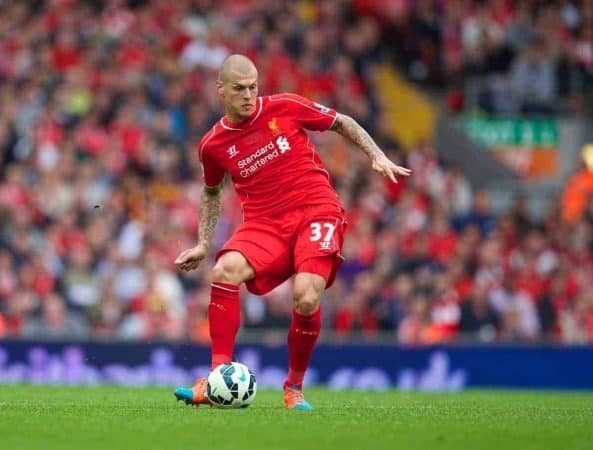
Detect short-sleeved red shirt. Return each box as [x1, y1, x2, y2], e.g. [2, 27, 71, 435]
[198, 93, 343, 220]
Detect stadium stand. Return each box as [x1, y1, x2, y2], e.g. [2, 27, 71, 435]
[0, 0, 592, 345]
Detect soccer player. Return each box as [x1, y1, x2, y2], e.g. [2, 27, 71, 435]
[174, 54, 410, 410]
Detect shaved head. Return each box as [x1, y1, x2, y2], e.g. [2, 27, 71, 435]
[217, 54, 258, 122]
[218, 54, 257, 83]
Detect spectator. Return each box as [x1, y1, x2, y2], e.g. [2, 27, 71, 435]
[454, 189, 497, 236]
[22, 294, 89, 340]
[509, 39, 557, 114]
[459, 284, 500, 342]
[561, 144, 593, 223]
[398, 293, 432, 345]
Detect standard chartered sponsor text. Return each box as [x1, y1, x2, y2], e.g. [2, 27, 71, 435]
[238, 140, 281, 178]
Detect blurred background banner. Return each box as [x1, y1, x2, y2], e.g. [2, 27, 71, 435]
[462, 116, 559, 179]
[2, 340, 593, 390]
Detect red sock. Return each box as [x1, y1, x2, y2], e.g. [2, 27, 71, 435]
[284, 307, 321, 390]
[209, 282, 240, 370]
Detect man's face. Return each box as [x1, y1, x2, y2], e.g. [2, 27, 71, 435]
[218, 74, 258, 121]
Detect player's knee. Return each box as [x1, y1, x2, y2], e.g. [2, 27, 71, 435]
[211, 252, 253, 284]
[293, 287, 321, 315]
[211, 263, 244, 284]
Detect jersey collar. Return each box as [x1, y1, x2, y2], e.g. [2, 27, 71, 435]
[220, 97, 263, 131]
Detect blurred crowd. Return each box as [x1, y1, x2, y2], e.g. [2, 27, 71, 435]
[357, 0, 592, 115]
[1, 0, 593, 345]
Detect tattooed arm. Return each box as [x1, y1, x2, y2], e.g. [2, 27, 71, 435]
[174, 183, 223, 271]
[331, 113, 411, 182]
[197, 184, 223, 250]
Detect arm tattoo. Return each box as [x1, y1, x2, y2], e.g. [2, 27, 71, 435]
[197, 184, 222, 250]
[330, 113, 384, 161]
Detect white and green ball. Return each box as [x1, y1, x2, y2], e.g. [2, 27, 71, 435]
[206, 362, 257, 408]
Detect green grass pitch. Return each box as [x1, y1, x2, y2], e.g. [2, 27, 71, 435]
[1, 386, 592, 450]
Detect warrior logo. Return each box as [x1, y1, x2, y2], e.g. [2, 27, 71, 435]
[227, 145, 239, 158]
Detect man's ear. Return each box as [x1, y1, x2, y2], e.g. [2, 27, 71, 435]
[216, 80, 224, 97]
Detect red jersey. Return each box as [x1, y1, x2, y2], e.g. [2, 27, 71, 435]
[198, 93, 343, 220]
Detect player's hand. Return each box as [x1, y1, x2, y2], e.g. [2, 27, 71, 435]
[174, 244, 208, 272]
[371, 153, 412, 183]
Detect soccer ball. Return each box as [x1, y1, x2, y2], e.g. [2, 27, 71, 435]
[206, 362, 257, 408]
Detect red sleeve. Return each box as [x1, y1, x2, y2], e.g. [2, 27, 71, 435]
[273, 93, 337, 131]
[198, 130, 225, 188]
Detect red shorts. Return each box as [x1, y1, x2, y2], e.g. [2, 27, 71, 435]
[216, 204, 346, 295]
